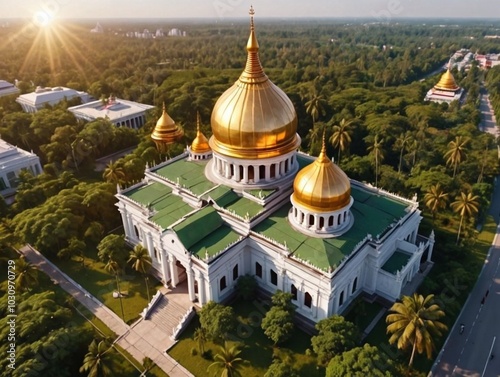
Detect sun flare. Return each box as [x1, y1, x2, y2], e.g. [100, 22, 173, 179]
[33, 10, 54, 28]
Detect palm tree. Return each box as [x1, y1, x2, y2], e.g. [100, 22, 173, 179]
[102, 161, 125, 185]
[451, 192, 479, 244]
[394, 132, 412, 173]
[368, 134, 384, 187]
[304, 90, 327, 123]
[329, 118, 353, 162]
[104, 258, 125, 321]
[444, 136, 469, 178]
[128, 245, 153, 302]
[140, 357, 154, 377]
[15, 257, 39, 292]
[208, 342, 246, 377]
[424, 184, 449, 220]
[386, 293, 447, 367]
[194, 327, 207, 355]
[79, 339, 113, 377]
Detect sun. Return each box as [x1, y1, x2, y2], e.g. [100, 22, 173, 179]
[33, 10, 54, 28]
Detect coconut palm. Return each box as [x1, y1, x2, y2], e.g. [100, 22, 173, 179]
[329, 118, 353, 162]
[424, 184, 449, 219]
[194, 327, 207, 355]
[368, 134, 384, 187]
[104, 258, 125, 321]
[128, 244, 153, 302]
[79, 339, 113, 377]
[451, 192, 479, 244]
[394, 132, 412, 173]
[386, 293, 447, 367]
[444, 136, 469, 178]
[207, 342, 246, 377]
[15, 257, 39, 292]
[304, 90, 327, 123]
[102, 160, 125, 185]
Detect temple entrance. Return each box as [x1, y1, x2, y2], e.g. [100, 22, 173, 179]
[176, 260, 187, 284]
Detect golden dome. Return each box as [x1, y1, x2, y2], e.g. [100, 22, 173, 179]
[292, 140, 351, 212]
[434, 68, 459, 91]
[210, 7, 300, 159]
[191, 112, 211, 153]
[151, 103, 183, 151]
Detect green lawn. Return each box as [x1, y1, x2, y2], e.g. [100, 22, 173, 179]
[168, 299, 324, 377]
[52, 250, 160, 324]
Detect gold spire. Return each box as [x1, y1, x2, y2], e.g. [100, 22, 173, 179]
[209, 7, 300, 160]
[291, 137, 351, 212]
[191, 112, 210, 154]
[151, 102, 183, 153]
[434, 67, 459, 91]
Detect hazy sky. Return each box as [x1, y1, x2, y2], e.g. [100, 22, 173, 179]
[1, 0, 499, 20]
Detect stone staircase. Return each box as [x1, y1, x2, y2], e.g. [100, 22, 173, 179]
[146, 295, 191, 336]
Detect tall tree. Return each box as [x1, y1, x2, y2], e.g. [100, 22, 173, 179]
[79, 339, 114, 377]
[424, 184, 449, 219]
[199, 301, 236, 342]
[368, 134, 384, 187]
[444, 136, 468, 178]
[304, 90, 327, 123]
[104, 258, 125, 321]
[15, 257, 39, 292]
[386, 293, 447, 367]
[451, 192, 479, 243]
[394, 132, 412, 173]
[194, 327, 207, 355]
[207, 342, 246, 377]
[329, 118, 353, 162]
[128, 244, 153, 302]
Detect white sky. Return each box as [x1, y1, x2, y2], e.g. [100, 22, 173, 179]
[1, 0, 499, 20]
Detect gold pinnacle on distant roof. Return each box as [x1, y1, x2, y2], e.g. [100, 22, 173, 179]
[191, 111, 210, 153]
[151, 102, 183, 153]
[292, 133, 351, 212]
[434, 63, 459, 91]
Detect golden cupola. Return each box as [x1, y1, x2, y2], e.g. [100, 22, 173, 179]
[434, 68, 459, 91]
[151, 103, 183, 153]
[209, 7, 300, 160]
[292, 140, 351, 212]
[191, 112, 210, 154]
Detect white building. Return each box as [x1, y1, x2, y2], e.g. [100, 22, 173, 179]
[16, 86, 92, 113]
[68, 96, 154, 129]
[424, 68, 464, 104]
[0, 139, 43, 202]
[0, 80, 19, 98]
[116, 11, 434, 324]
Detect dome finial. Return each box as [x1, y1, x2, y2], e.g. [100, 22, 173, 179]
[318, 131, 328, 162]
[247, 5, 259, 52]
[196, 111, 201, 132]
[249, 5, 255, 30]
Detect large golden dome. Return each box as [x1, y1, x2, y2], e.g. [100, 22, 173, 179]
[434, 68, 459, 91]
[292, 141, 351, 212]
[191, 112, 210, 153]
[151, 103, 183, 152]
[210, 7, 300, 159]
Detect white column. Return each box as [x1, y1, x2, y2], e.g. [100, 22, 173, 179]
[196, 270, 206, 305]
[145, 233, 154, 260]
[243, 166, 249, 183]
[225, 162, 231, 178]
[161, 252, 170, 287]
[254, 166, 260, 183]
[235, 164, 241, 181]
[169, 254, 178, 288]
[119, 209, 131, 238]
[187, 262, 196, 302]
[265, 165, 271, 180]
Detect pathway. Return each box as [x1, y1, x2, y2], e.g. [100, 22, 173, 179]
[18, 245, 193, 377]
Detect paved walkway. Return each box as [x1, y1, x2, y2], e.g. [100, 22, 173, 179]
[18, 245, 193, 377]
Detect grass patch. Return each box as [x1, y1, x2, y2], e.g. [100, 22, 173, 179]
[169, 298, 323, 377]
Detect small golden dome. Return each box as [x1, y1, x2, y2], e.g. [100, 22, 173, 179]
[434, 68, 459, 91]
[191, 112, 211, 153]
[292, 140, 351, 212]
[210, 6, 300, 159]
[151, 103, 183, 152]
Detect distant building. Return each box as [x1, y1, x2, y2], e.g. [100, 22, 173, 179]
[475, 53, 500, 69]
[91, 22, 103, 33]
[0, 80, 20, 98]
[168, 28, 186, 37]
[424, 68, 464, 104]
[16, 86, 92, 113]
[0, 139, 43, 203]
[68, 96, 154, 129]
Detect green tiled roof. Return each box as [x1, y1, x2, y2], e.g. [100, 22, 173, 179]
[205, 186, 265, 219]
[172, 206, 223, 249]
[154, 159, 216, 196]
[253, 185, 409, 271]
[245, 189, 276, 200]
[382, 250, 411, 274]
[189, 226, 242, 259]
[125, 182, 172, 206]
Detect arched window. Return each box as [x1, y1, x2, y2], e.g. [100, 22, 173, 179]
[259, 165, 265, 180]
[270, 164, 276, 178]
[291, 284, 298, 301]
[328, 216, 334, 227]
[304, 292, 312, 308]
[352, 277, 358, 293]
[339, 291, 344, 307]
[309, 214, 314, 227]
[270, 269, 278, 286]
[319, 216, 325, 228]
[134, 225, 140, 239]
[239, 166, 244, 181]
[220, 276, 227, 291]
[255, 262, 262, 278]
[154, 248, 159, 261]
[233, 264, 239, 281]
[248, 165, 254, 181]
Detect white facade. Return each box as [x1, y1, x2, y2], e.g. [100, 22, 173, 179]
[0, 139, 43, 201]
[16, 86, 91, 113]
[424, 87, 464, 104]
[68, 97, 154, 129]
[0, 80, 19, 98]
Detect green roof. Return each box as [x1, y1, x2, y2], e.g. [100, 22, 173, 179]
[189, 225, 242, 259]
[205, 186, 265, 219]
[382, 250, 411, 274]
[253, 185, 409, 271]
[125, 182, 172, 206]
[172, 206, 223, 249]
[154, 159, 216, 196]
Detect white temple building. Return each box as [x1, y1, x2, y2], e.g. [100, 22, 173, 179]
[16, 86, 92, 113]
[116, 9, 434, 324]
[424, 67, 464, 104]
[0, 80, 20, 98]
[0, 139, 43, 203]
[68, 96, 154, 129]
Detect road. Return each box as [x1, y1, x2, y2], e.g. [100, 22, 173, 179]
[431, 87, 500, 377]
